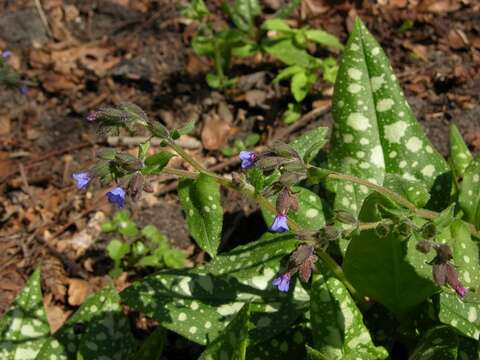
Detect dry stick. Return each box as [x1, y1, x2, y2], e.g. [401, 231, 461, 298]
[33, 0, 53, 38]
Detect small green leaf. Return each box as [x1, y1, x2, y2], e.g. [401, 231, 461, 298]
[101, 221, 116, 233]
[274, 65, 304, 83]
[247, 167, 265, 194]
[0, 269, 50, 360]
[143, 151, 175, 175]
[192, 34, 215, 56]
[118, 220, 138, 237]
[409, 326, 458, 360]
[261, 18, 292, 32]
[305, 29, 343, 50]
[310, 264, 388, 359]
[448, 124, 473, 179]
[223, 0, 261, 32]
[181, 0, 209, 20]
[458, 156, 480, 227]
[343, 193, 438, 314]
[107, 239, 131, 262]
[261, 186, 325, 230]
[244, 133, 261, 147]
[163, 248, 186, 268]
[290, 127, 328, 164]
[283, 102, 302, 124]
[141, 224, 167, 245]
[199, 303, 250, 360]
[178, 174, 223, 257]
[138, 141, 150, 160]
[291, 71, 311, 102]
[328, 18, 449, 215]
[263, 38, 314, 67]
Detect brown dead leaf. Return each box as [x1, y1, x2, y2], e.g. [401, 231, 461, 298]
[0, 114, 11, 136]
[201, 113, 233, 150]
[448, 29, 468, 49]
[66, 278, 92, 306]
[44, 295, 72, 333]
[43, 73, 78, 92]
[418, 0, 461, 13]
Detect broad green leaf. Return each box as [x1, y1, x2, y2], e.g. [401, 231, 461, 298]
[36, 285, 135, 360]
[328, 18, 449, 216]
[409, 326, 458, 360]
[181, 0, 209, 20]
[263, 38, 314, 67]
[134, 327, 165, 360]
[199, 303, 250, 360]
[142, 151, 175, 175]
[449, 124, 473, 179]
[343, 193, 438, 314]
[305, 29, 343, 50]
[246, 324, 309, 359]
[438, 220, 480, 339]
[223, 0, 261, 32]
[458, 156, 480, 227]
[290, 127, 328, 164]
[192, 34, 215, 56]
[262, 18, 292, 32]
[178, 174, 223, 257]
[383, 173, 430, 208]
[457, 336, 479, 359]
[274, 65, 304, 82]
[0, 269, 49, 360]
[310, 265, 388, 359]
[261, 186, 325, 230]
[121, 233, 307, 346]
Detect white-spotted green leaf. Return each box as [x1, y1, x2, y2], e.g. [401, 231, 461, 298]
[199, 303, 250, 360]
[438, 220, 480, 339]
[310, 264, 388, 359]
[178, 174, 223, 257]
[261, 186, 325, 230]
[328, 18, 449, 215]
[246, 324, 309, 359]
[290, 127, 328, 164]
[306, 345, 329, 359]
[449, 124, 473, 179]
[343, 193, 438, 314]
[135, 327, 165, 360]
[383, 174, 430, 208]
[0, 269, 49, 360]
[121, 233, 307, 346]
[36, 285, 135, 360]
[409, 325, 458, 360]
[458, 156, 480, 227]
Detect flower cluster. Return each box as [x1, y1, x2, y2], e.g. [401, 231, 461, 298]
[272, 245, 317, 292]
[72, 170, 127, 208]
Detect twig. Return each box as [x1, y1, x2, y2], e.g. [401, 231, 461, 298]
[33, 0, 53, 38]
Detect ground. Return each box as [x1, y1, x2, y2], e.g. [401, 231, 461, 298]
[0, 0, 479, 357]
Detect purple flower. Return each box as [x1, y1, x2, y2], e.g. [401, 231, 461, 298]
[272, 272, 291, 292]
[1, 50, 11, 59]
[106, 187, 126, 208]
[19, 84, 28, 96]
[85, 112, 97, 123]
[72, 171, 91, 190]
[445, 263, 468, 298]
[270, 214, 289, 233]
[239, 151, 257, 169]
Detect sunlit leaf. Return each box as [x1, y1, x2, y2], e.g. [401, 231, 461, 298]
[409, 326, 458, 360]
[448, 124, 473, 179]
[458, 156, 480, 227]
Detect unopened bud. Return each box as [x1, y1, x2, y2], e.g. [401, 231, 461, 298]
[256, 156, 290, 171]
[416, 240, 432, 254]
[270, 141, 301, 159]
[128, 173, 144, 202]
[375, 223, 391, 238]
[420, 222, 436, 240]
[396, 220, 412, 237]
[115, 153, 144, 172]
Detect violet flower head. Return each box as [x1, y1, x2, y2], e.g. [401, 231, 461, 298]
[106, 187, 126, 208]
[239, 150, 257, 169]
[85, 112, 97, 123]
[270, 213, 289, 233]
[445, 263, 468, 298]
[272, 272, 291, 292]
[72, 171, 91, 190]
[19, 84, 28, 96]
[1, 50, 11, 59]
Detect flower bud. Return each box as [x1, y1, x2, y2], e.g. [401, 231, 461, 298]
[416, 240, 432, 254]
[396, 220, 412, 237]
[115, 153, 144, 172]
[375, 223, 391, 238]
[420, 222, 436, 240]
[270, 141, 301, 159]
[256, 156, 290, 172]
[128, 172, 144, 202]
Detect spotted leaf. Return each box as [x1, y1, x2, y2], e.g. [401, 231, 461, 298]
[36, 285, 135, 360]
[0, 269, 50, 360]
[343, 194, 438, 315]
[438, 220, 480, 339]
[178, 174, 223, 257]
[449, 124, 473, 180]
[121, 233, 308, 346]
[458, 156, 480, 227]
[290, 127, 328, 164]
[261, 186, 325, 230]
[246, 324, 309, 359]
[328, 18, 449, 215]
[383, 174, 430, 208]
[199, 303, 250, 360]
[409, 325, 458, 360]
[310, 264, 388, 359]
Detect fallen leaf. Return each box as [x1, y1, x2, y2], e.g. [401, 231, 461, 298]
[66, 278, 92, 306]
[201, 113, 232, 150]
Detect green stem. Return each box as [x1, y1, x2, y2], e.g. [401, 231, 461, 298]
[164, 147, 367, 306]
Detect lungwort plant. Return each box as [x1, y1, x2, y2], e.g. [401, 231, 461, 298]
[2, 19, 480, 360]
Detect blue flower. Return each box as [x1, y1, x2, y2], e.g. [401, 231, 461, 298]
[270, 214, 289, 232]
[272, 272, 291, 292]
[72, 171, 91, 190]
[106, 187, 126, 208]
[1, 50, 11, 59]
[19, 84, 28, 96]
[86, 112, 97, 123]
[239, 151, 256, 169]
